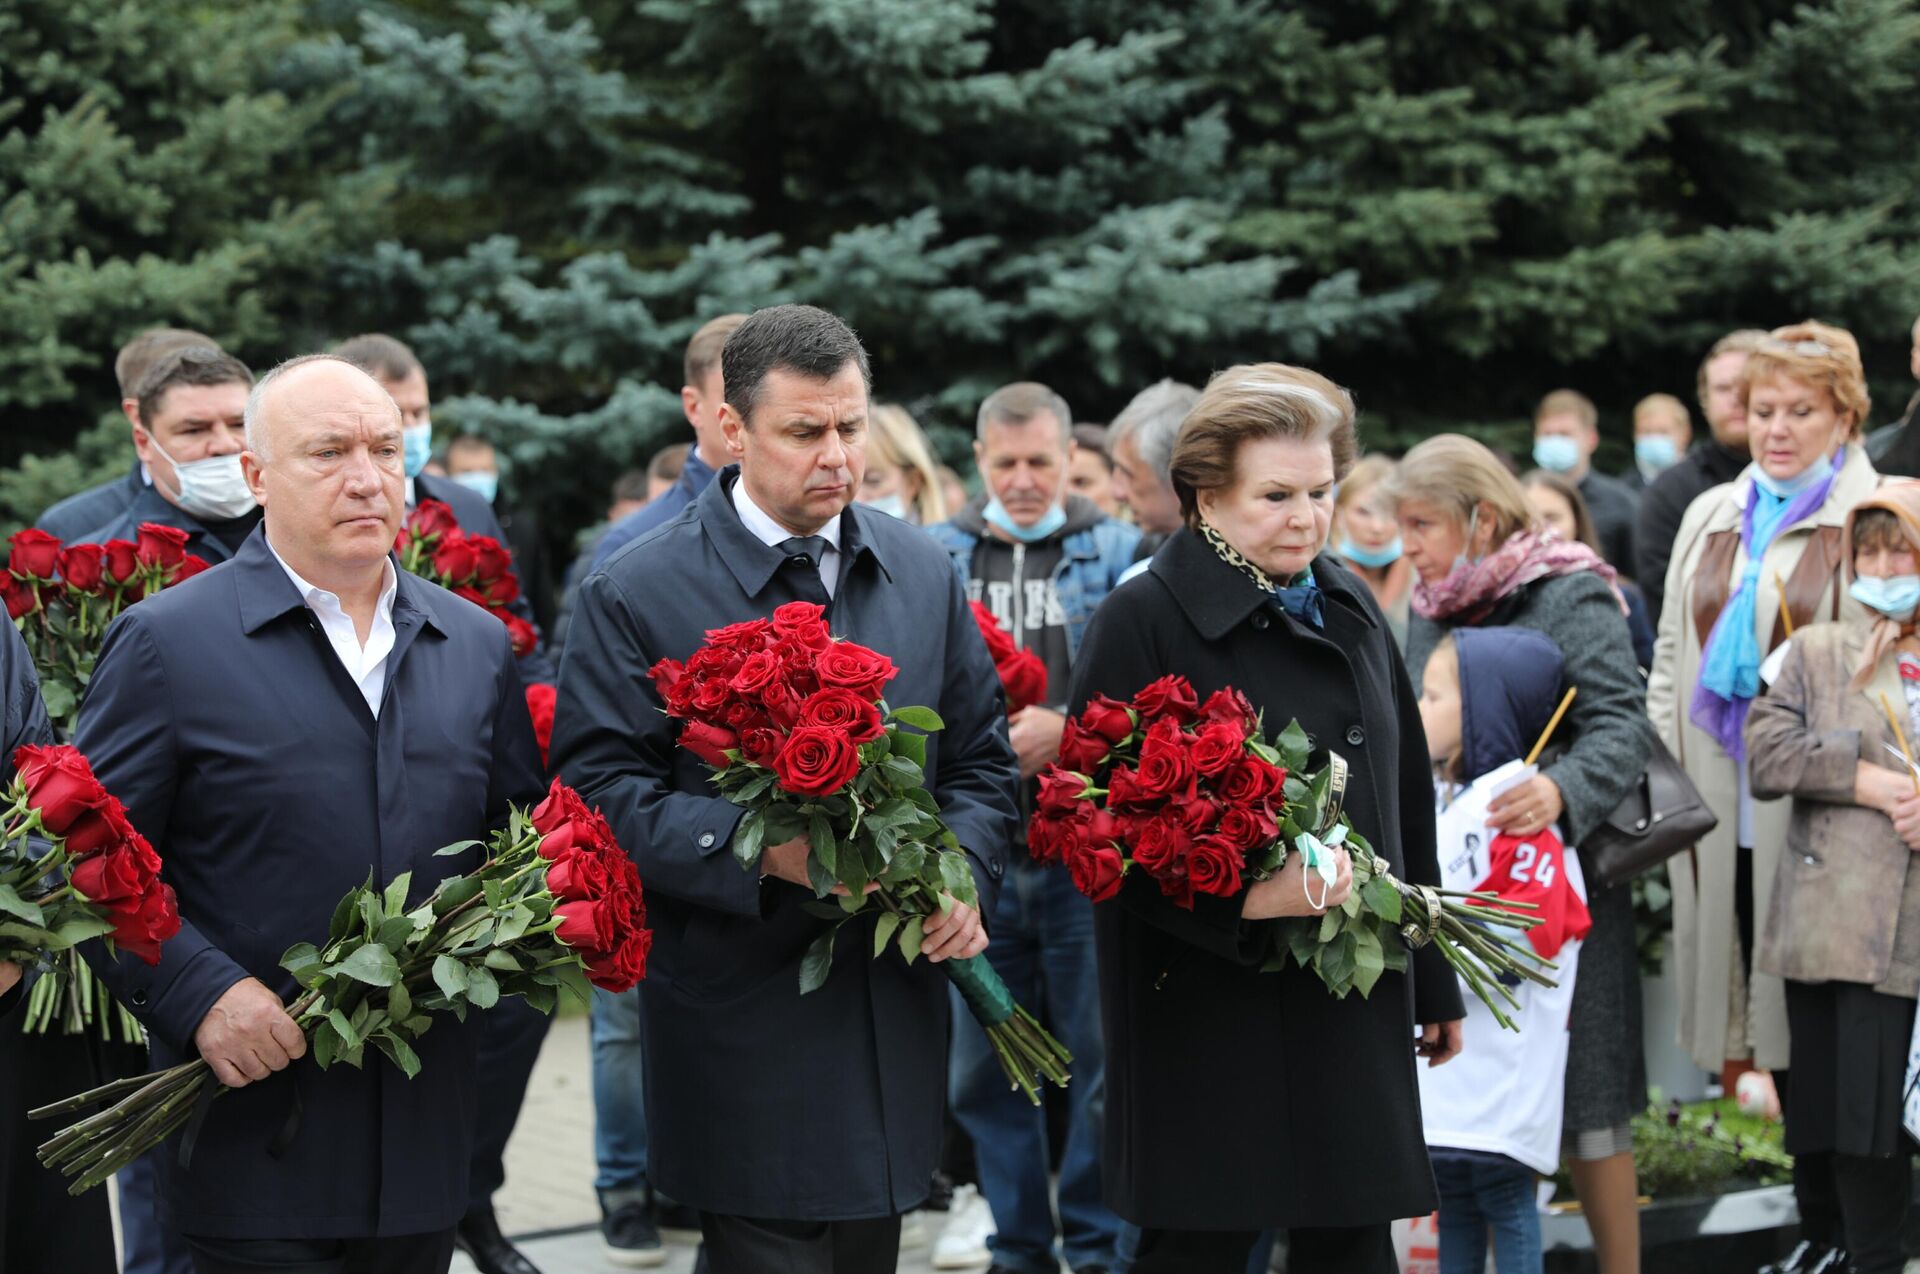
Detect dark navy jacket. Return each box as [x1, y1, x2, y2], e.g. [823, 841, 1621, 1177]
[554, 465, 1018, 1220]
[1453, 626, 1566, 783]
[589, 447, 716, 570]
[77, 528, 544, 1240]
[36, 464, 145, 542]
[0, 620, 53, 1023]
[74, 480, 258, 567]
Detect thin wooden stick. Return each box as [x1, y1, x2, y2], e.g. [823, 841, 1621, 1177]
[1524, 687, 1579, 767]
[1880, 692, 1920, 796]
[1774, 571, 1794, 638]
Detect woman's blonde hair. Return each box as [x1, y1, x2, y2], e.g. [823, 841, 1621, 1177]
[1168, 363, 1357, 529]
[1741, 320, 1872, 438]
[1383, 434, 1534, 547]
[1335, 454, 1396, 516]
[868, 403, 947, 525]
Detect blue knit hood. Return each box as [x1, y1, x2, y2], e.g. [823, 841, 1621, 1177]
[1453, 626, 1566, 784]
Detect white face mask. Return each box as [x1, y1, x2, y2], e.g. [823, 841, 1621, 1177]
[859, 492, 909, 521]
[150, 437, 258, 522]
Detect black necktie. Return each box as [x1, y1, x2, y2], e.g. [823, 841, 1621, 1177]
[777, 535, 832, 604]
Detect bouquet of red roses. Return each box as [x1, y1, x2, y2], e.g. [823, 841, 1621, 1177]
[2, 744, 181, 976]
[7, 524, 208, 1040]
[394, 500, 537, 657]
[526, 683, 557, 771]
[1032, 676, 1554, 1027]
[968, 601, 1048, 714]
[651, 601, 1072, 1103]
[32, 779, 650, 1194]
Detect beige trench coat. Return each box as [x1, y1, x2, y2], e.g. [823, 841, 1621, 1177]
[1745, 620, 1920, 998]
[1646, 444, 1881, 1070]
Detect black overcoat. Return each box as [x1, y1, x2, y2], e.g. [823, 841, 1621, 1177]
[75, 528, 545, 1240]
[553, 467, 1020, 1221]
[1067, 529, 1463, 1230]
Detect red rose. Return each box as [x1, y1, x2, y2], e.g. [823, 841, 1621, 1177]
[60, 795, 140, 859]
[168, 554, 211, 585]
[2, 576, 36, 620]
[1169, 794, 1219, 837]
[1027, 809, 1090, 865]
[1132, 674, 1200, 722]
[525, 684, 556, 769]
[532, 780, 595, 839]
[1128, 811, 1193, 875]
[1217, 803, 1279, 852]
[740, 727, 784, 768]
[13, 745, 117, 842]
[469, 536, 513, 583]
[722, 700, 766, 732]
[680, 719, 739, 767]
[555, 899, 615, 951]
[546, 849, 611, 903]
[1217, 756, 1285, 806]
[112, 882, 179, 965]
[649, 658, 686, 705]
[1034, 768, 1090, 819]
[814, 642, 898, 700]
[586, 927, 652, 992]
[71, 841, 147, 907]
[58, 544, 106, 595]
[503, 614, 538, 657]
[394, 527, 415, 556]
[1133, 717, 1196, 800]
[1186, 835, 1245, 899]
[772, 726, 862, 797]
[1078, 694, 1137, 745]
[407, 499, 461, 539]
[969, 602, 1018, 663]
[1089, 808, 1133, 849]
[1065, 842, 1125, 902]
[795, 688, 884, 743]
[1199, 688, 1258, 731]
[731, 650, 785, 699]
[8, 528, 62, 580]
[1056, 719, 1111, 774]
[1104, 765, 1152, 811]
[434, 535, 479, 583]
[482, 572, 520, 607]
[998, 650, 1048, 715]
[690, 675, 736, 718]
[101, 540, 143, 592]
[770, 602, 830, 649]
[705, 617, 774, 652]
[135, 523, 189, 569]
[1190, 722, 1247, 778]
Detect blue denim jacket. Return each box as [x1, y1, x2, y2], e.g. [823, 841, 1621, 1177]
[924, 497, 1140, 660]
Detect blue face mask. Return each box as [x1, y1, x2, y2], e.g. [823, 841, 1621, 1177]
[452, 470, 499, 505]
[1634, 435, 1679, 480]
[1850, 574, 1920, 622]
[1752, 448, 1838, 501]
[1338, 535, 1402, 569]
[1532, 435, 1582, 474]
[859, 492, 909, 521]
[402, 423, 433, 479]
[983, 497, 1066, 543]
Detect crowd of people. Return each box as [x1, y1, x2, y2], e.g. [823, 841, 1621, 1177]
[3, 302, 1920, 1274]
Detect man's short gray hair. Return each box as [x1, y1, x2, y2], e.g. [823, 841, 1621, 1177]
[1107, 379, 1200, 482]
[244, 353, 397, 461]
[976, 382, 1073, 445]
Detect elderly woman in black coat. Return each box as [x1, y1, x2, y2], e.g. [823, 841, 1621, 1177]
[1068, 364, 1464, 1274]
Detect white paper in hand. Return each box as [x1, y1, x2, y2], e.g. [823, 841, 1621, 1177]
[1759, 643, 1791, 687]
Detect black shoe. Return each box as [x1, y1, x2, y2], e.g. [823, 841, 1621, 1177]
[1759, 1242, 1844, 1274]
[1806, 1249, 1848, 1274]
[924, 1168, 956, 1212]
[599, 1195, 666, 1269]
[1075, 1267, 1114, 1274]
[455, 1207, 542, 1274]
[654, 1196, 703, 1233]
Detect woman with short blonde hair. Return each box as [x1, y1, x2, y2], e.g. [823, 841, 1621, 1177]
[1073, 362, 1460, 1272]
[1393, 433, 1652, 1274]
[1333, 455, 1414, 648]
[859, 403, 947, 525]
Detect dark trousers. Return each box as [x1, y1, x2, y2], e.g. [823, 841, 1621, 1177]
[698, 1212, 900, 1274]
[183, 1229, 455, 1274]
[1833, 1152, 1914, 1274]
[1132, 1224, 1394, 1274]
[467, 998, 551, 1208]
[1, 1015, 119, 1274]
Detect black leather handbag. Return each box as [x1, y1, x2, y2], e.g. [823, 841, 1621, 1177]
[1580, 735, 1718, 889]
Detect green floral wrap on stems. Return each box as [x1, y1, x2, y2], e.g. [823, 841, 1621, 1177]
[943, 953, 1072, 1104]
[945, 953, 1014, 1025]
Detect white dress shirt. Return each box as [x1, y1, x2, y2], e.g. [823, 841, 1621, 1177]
[267, 539, 400, 717]
[732, 479, 842, 599]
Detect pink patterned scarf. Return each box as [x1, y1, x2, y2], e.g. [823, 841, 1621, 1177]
[1412, 528, 1624, 624]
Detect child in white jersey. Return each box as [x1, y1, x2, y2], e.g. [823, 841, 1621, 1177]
[1416, 627, 1592, 1274]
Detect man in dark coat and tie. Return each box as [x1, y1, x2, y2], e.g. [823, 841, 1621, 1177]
[556, 304, 1020, 1274]
[77, 354, 545, 1274]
